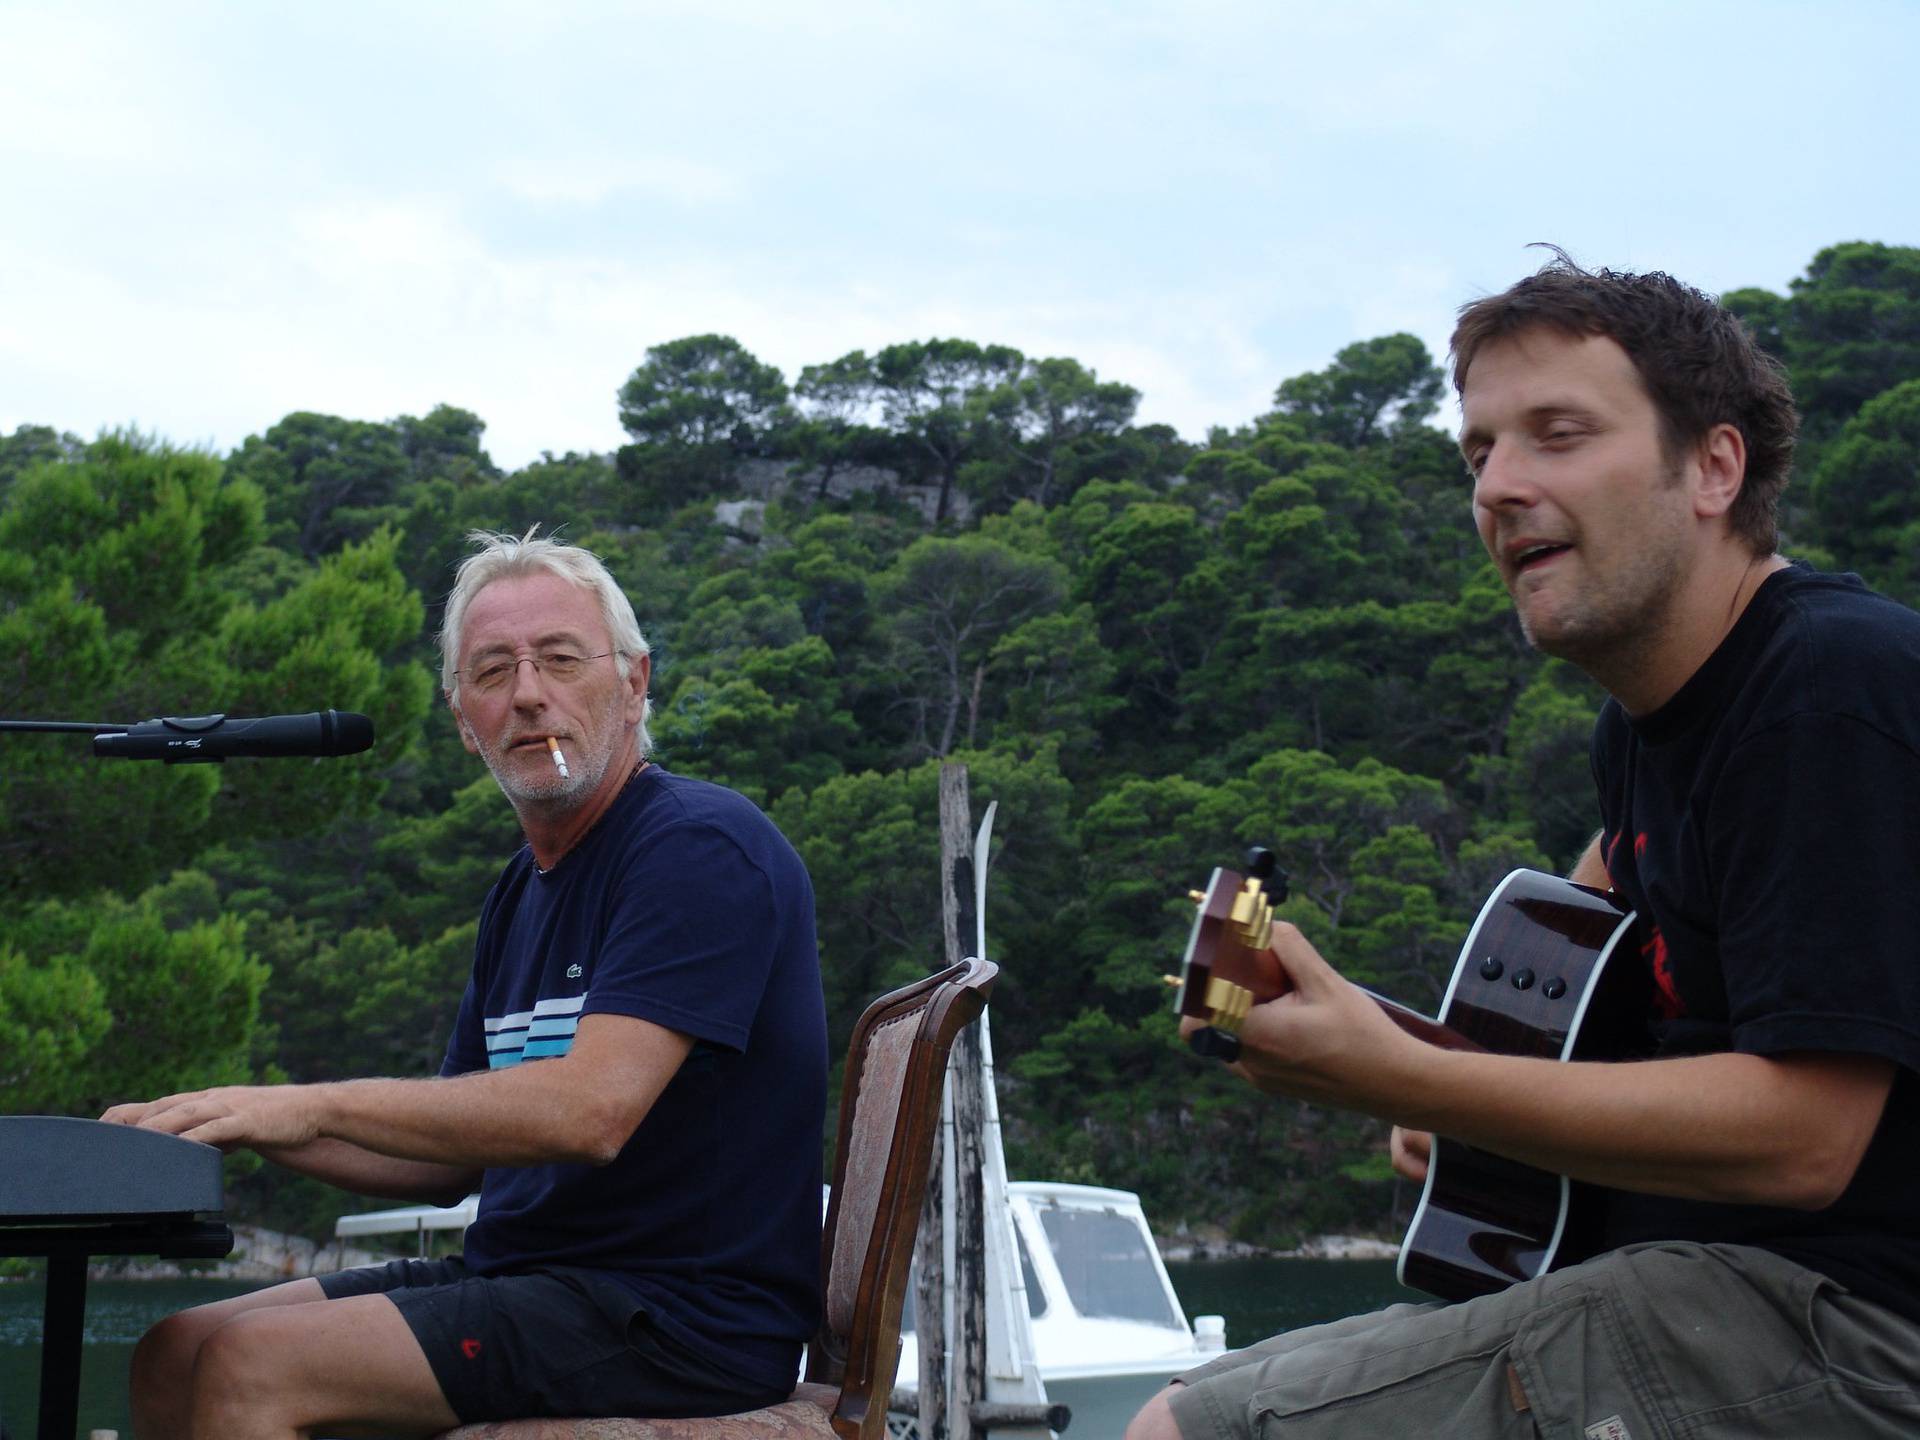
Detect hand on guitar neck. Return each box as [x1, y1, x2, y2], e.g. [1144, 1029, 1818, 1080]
[1169, 852, 1470, 1117]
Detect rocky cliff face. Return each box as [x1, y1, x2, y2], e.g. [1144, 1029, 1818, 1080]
[88, 1224, 407, 1281]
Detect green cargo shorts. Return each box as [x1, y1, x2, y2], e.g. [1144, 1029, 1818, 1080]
[1167, 1242, 1920, 1439]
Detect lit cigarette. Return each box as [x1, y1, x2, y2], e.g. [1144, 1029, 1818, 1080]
[546, 736, 571, 778]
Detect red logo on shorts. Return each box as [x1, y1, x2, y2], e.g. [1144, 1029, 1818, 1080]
[460, 1338, 483, 1360]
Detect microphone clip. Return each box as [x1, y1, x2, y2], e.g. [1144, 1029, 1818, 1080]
[99, 714, 232, 763]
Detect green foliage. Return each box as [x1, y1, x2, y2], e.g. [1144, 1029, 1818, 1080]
[1469, 661, 1608, 871]
[0, 941, 109, 1111]
[1004, 1007, 1203, 1208]
[990, 604, 1121, 767]
[615, 335, 789, 513]
[1726, 243, 1920, 497]
[760, 511, 903, 655]
[773, 764, 942, 1035]
[229, 412, 412, 561]
[213, 529, 433, 837]
[791, 352, 893, 503]
[1270, 333, 1446, 449]
[974, 356, 1144, 509]
[866, 338, 1027, 523]
[1722, 286, 1790, 361]
[657, 637, 858, 805]
[873, 534, 1067, 757]
[1, 873, 265, 1114]
[1808, 378, 1920, 603]
[0, 431, 428, 897]
[619, 334, 790, 451]
[1074, 774, 1237, 997]
[0, 436, 260, 905]
[0, 423, 84, 494]
[1781, 243, 1920, 432]
[256, 919, 472, 1085]
[1059, 488, 1239, 763]
[396, 405, 499, 489]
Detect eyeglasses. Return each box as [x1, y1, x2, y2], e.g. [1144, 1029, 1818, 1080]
[457, 650, 616, 695]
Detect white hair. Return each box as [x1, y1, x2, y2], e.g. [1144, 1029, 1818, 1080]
[439, 529, 652, 754]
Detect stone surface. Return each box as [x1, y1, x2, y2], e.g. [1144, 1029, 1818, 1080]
[89, 1223, 399, 1281]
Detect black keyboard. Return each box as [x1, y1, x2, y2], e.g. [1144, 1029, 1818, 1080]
[0, 1114, 230, 1258]
[1, 1115, 233, 1439]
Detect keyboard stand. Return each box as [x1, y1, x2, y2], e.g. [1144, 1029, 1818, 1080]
[1, 1218, 232, 1440]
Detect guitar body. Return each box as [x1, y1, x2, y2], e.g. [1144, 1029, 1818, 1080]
[1396, 869, 1650, 1301]
[1172, 861, 1656, 1303]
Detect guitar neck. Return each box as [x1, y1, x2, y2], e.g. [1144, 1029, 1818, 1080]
[1179, 865, 1489, 1058]
[1364, 989, 1485, 1053]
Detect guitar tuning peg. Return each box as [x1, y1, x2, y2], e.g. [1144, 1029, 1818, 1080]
[1244, 847, 1289, 905]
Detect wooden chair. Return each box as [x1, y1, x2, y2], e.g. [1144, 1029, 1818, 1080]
[440, 956, 998, 1440]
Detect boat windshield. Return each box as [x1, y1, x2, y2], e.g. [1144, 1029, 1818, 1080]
[1035, 1204, 1183, 1329]
[1016, 1227, 1047, 1318]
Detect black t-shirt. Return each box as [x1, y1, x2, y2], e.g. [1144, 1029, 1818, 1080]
[1591, 564, 1920, 1323]
[443, 766, 828, 1390]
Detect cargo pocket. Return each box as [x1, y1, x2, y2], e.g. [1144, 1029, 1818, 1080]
[1241, 1327, 1525, 1438]
[1506, 1290, 1670, 1440]
[1769, 1275, 1920, 1437]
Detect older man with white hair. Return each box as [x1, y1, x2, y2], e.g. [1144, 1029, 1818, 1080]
[107, 530, 828, 1439]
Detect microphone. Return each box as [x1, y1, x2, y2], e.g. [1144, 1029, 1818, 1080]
[92, 710, 376, 763]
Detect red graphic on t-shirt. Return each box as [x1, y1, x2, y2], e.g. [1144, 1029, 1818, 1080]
[1642, 926, 1683, 1019]
[460, 1338, 483, 1360]
[1604, 830, 1684, 1018]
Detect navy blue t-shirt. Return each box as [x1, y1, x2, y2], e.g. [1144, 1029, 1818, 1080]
[441, 765, 827, 1389]
[1592, 565, 1920, 1323]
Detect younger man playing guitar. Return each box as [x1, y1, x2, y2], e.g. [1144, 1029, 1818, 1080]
[1129, 258, 1920, 1439]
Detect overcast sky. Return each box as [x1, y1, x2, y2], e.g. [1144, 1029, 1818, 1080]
[3, 0, 1915, 470]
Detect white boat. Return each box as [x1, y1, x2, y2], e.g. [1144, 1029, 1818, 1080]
[894, 1179, 1225, 1439]
[333, 1194, 477, 1255]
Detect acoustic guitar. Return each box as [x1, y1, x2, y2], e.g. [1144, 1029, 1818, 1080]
[1173, 852, 1652, 1302]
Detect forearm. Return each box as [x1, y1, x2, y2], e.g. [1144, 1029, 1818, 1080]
[254, 1136, 479, 1205]
[1395, 1046, 1892, 1209]
[106, 1013, 692, 1165]
[1413, 840, 1887, 1206]
[305, 1063, 636, 1170]
[1233, 896, 1893, 1213]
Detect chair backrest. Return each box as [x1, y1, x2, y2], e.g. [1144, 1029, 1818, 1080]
[807, 956, 997, 1440]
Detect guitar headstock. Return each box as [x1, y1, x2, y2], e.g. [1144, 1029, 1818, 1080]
[1171, 849, 1290, 1060]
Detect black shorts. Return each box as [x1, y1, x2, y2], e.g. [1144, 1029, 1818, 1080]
[318, 1257, 791, 1425]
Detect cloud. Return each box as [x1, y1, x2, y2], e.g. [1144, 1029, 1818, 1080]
[493, 155, 746, 209]
[2, 0, 1916, 469]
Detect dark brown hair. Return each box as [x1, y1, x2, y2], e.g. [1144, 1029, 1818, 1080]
[1450, 249, 1799, 554]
